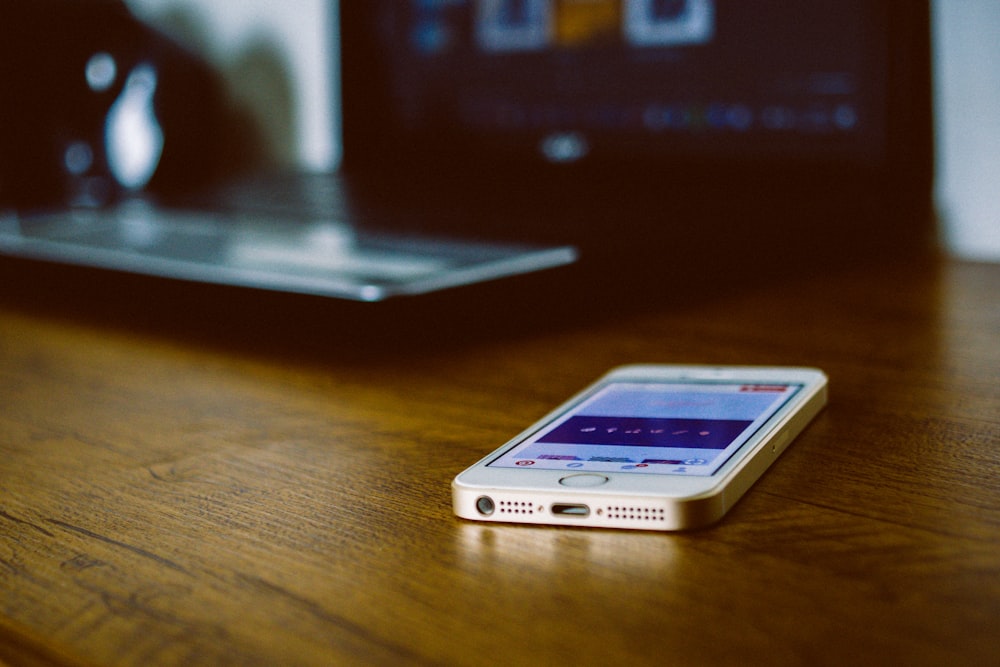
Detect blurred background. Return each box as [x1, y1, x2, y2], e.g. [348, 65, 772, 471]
[118, 0, 999, 262]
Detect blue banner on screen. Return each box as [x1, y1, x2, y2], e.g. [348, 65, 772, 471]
[539, 416, 752, 450]
[487, 380, 800, 475]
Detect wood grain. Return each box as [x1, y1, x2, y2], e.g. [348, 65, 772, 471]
[1, 256, 998, 666]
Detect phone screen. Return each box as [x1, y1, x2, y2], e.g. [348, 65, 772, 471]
[488, 381, 802, 476]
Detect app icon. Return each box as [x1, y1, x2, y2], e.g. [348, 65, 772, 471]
[477, 0, 552, 52]
[553, 0, 621, 48]
[624, 0, 715, 47]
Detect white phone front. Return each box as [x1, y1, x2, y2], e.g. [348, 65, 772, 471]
[452, 364, 828, 531]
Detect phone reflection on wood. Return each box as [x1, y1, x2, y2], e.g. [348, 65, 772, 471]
[452, 365, 827, 531]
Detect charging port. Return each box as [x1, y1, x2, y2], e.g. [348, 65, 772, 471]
[551, 503, 590, 518]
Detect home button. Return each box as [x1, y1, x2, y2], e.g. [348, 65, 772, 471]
[559, 473, 610, 487]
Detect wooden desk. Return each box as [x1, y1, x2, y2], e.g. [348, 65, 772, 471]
[1, 253, 997, 666]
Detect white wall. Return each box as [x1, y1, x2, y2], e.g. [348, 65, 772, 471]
[933, 0, 1000, 261]
[126, 0, 339, 171]
[126, 1, 1000, 261]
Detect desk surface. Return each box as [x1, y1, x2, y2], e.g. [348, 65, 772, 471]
[1, 253, 998, 666]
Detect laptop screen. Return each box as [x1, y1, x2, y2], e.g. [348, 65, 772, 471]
[345, 1, 894, 172]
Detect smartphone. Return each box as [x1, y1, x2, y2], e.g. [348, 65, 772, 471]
[452, 364, 827, 531]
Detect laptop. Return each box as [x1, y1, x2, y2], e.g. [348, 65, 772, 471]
[0, 1, 933, 301]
